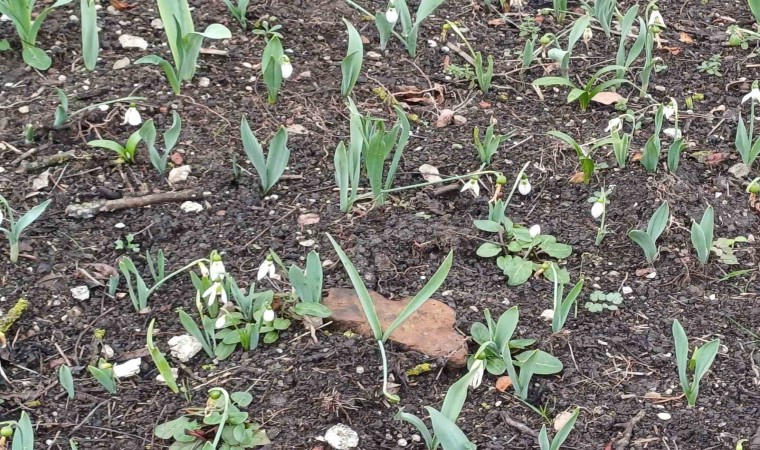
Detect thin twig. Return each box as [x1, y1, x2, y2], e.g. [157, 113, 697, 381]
[500, 412, 538, 437]
[614, 410, 646, 450]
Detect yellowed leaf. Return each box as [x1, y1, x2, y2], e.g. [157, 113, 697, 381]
[679, 32, 694, 44]
[495, 376, 512, 392]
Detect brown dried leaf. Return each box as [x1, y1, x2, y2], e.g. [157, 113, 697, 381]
[569, 172, 586, 184]
[419, 164, 442, 182]
[171, 152, 184, 165]
[591, 91, 624, 105]
[435, 109, 455, 128]
[86, 263, 119, 279]
[704, 152, 729, 166]
[495, 376, 512, 392]
[487, 18, 506, 26]
[679, 32, 694, 44]
[393, 84, 445, 106]
[635, 267, 656, 277]
[631, 151, 643, 162]
[297, 213, 320, 228]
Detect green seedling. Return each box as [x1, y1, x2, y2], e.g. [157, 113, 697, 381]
[690, 205, 714, 265]
[240, 116, 290, 194]
[628, 201, 670, 264]
[0, 195, 51, 264]
[584, 290, 623, 312]
[672, 320, 720, 406]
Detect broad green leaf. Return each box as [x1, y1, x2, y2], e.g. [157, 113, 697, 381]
[12, 199, 51, 236]
[193, 23, 231, 40]
[647, 201, 670, 242]
[690, 221, 708, 264]
[58, 365, 75, 399]
[230, 391, 253, 407]
[672, 320, 690, 392]
[394, 411, 433, 448]
[146, 318, 179, 393]
[155, 417, 193, 439]
[470, 322, 491, 344]
[476, 242, 502, 258]
[340, 19, 363, 97]
[628, 230, 657, 264]
[292, 302, 331, 318]
[514, 349, 563, 374]
[22, 45, 52, 70]
[240, 115, 266, 187]
[426, 407, 476, 450]
[264, 126, 289, 193]
[473, 219, 503, 233]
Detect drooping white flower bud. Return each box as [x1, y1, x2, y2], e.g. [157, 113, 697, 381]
[123, 104, 142, 126]
[263, 308, 276, 323]
[529, 224, 541, 238]
[280, 56, 293, 79]
[386, 5, 398, 26]
[591, 201, 605, 219]
[518, 176, 531, 196]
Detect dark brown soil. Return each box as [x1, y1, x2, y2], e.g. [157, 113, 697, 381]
[1, 0, 759, 449]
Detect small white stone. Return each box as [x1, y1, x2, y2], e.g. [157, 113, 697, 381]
[70, 285, 90, 301]
[540, 309, 554, 322]
[622, 286, 633, 295]
[427, 39, 437, 48]
[397, 438, 408, 447]
[180, 201, 203, 213]
[119, 34, 149, 50]
[366, 51, 382, 60]
[657, 412, 672, 421]
[19, 106, 30, 114]
[355, 366, 364, 374]
[168, 165, 191, 184]
[553, 410, 575, 431]
[441, 46, 450, 53]
[198, 77, 210, 88]
[156, 367, 179, 383]
[68, 14, 78, 22]
[115, 222, 126, 229]
[151, 18, 164, 29]
[299, 239, 316, 247]
[58, 75, 67, 82]
[113, 57, 131, 70]
[411, 435, 421, 443]
[168, 334, 203, 362]
[324, 424, 359, 449]
[98, 104, 110, 112]
[113, 358, 141, 378]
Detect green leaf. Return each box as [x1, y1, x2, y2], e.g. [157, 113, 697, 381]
[514, 349, 563, 375]
[80, 0, 99, 71]
[58, 365, 75, 399]
[340, 19, 363, 97]
[690, 221, 708, 264]
[382, 251, 453, 342]
[628, 230, 657, 264]
[230, 391, 253, 407]
[146, 318, 179, 393]
[0, 39, 9, 51]
[426, 407, 476, 450]
[532, 76, 578, 89]
[473, 219, 503, 233]
[240, 115, 267, 187]
[193, 23, 231, 39]
[12, 199, 51, 238]
[134, 55, 181, 95]
[394, 411, 433, 449]
[292, 302, 332, 318]
[22, 45, 52, 70]
[470, 322, 491, 344]
[539, 241, 572, 259]
[551, 408, 579, 450]
[164, 111, 182, 151]
[672, 320, 690, 393]
[178, 310, 214, 358]
[647, 202, 670, 243]
[155, 417, 193, 439]
[476, 242, 502, 258]
[503, 256, 533, 286]
[264, 126, 290, 193]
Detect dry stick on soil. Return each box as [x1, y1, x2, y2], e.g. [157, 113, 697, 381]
[500, 412, 539, 438]
[614, 410, 646, 450]
[65, 189, 211, 219]
[20, 150, 76, 173]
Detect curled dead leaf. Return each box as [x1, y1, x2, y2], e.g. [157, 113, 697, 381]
[487, 18, 506, 26]
[631, 151, 643, 162]
[297, 213, 320, 228]
[495, 376, 512, 392]
[435, 109, 455, 128]
[569, 172, 586, 184]
[591, 91, 624, 105]
[393, 84, 445, 107]
[679, 32, 694, 44]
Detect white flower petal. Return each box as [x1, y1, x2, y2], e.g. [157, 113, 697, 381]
[263, 308, 275, 323]
[386, 8, 398, 26]
[113, 358, 141, 379]
[281, 62, 293, 79]
[591, 201, 605, 219]
[529, 224, 541, 238]
[518, 179, 531, 196]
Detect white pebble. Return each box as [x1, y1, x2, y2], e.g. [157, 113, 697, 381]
[657, 412, 672, 421]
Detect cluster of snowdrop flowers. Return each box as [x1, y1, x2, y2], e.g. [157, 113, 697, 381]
[203, 252, 228, 306]
[123, 103, 142, 126]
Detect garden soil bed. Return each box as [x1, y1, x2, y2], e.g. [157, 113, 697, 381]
[1, 0, 759, 449]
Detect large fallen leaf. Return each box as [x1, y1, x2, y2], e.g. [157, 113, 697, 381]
[591, 91, 624, 105]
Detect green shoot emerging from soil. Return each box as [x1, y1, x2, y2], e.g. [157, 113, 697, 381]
[0, 195, 51, 264]
[628, 201, 670, 264]
[672, 320, 720, 406]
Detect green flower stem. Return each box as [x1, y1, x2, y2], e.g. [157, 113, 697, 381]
[378, 340, 400, 404]
[354, 170, 503, 201]
[147, 258, 209, 297]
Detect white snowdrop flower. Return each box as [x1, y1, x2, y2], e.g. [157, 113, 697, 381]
[215, 313, 227, 329]
[386, 2, 398, 26]
[518, 177, 532, 196]
[582, 27, 593, 45]
[257, 256, 276, 281]
[209, 256, 226, 282]
[469, 359, 485, 389]
[663, 104, 675, 120]
[460, 178, 480, 198]
[648, 10, 665, 29]
[605, 117, 622, 133]
[510, 0, 523, 8]
[529, 224, 541, 239]
[203, 281, 228, 306]
[262, 308, 275, 323]
[591, 201, 605, 219]
[123, 104, 142, 126]
[663, 128, 682, 139]
[280, 56, 293, 79]
[742, 82, 760, 104]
